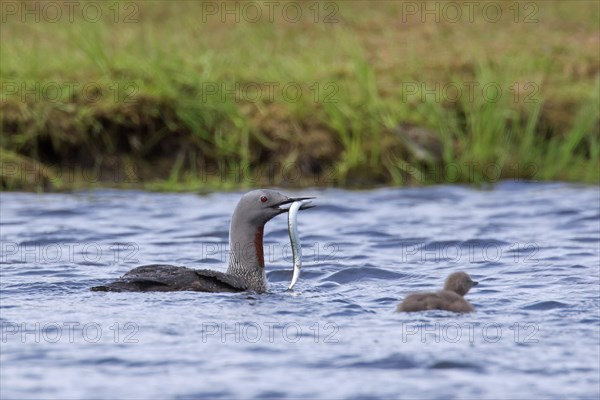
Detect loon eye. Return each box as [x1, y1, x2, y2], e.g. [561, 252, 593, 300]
[260, 196, 268, 203]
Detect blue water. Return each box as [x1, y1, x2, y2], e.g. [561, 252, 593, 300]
[1, 182, 599, 399]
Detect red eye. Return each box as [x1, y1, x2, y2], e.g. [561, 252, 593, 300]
[260, 196, 268, 203]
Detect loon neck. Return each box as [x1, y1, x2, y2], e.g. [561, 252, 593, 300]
[254, 225, 265, 268]
[226, 218, 267, 292]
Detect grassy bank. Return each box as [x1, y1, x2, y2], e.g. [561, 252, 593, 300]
[1, 1, 599, 191]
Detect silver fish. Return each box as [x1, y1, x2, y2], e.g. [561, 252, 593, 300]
[287, 199, 311, 290]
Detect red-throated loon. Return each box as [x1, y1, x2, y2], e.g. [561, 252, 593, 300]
[397, 272, 479, 313]
[91, 189, 314, 293]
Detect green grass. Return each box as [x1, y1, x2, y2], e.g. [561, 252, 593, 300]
[1, 1, 599, 191]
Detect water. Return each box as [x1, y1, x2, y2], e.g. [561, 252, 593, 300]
[1, 182, 599, 399]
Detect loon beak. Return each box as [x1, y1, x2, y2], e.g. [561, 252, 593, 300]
[272, 196, 316, 213]
[472, 281, 479, 286]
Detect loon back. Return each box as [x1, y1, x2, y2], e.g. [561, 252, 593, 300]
[397, 290, 474, 313]
[91, 265, 248, 293]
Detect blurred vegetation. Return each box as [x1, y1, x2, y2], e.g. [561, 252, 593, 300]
[1, 0, 599, 191]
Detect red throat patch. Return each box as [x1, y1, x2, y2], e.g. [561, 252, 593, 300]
[254, 225, 265, 268]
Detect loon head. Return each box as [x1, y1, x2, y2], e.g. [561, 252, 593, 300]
[444, 272, 478, 296]
[232, 189, 314, 226]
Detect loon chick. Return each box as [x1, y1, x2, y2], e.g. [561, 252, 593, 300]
[91, 190, 313, 293]
[397, 272, 478, 313]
